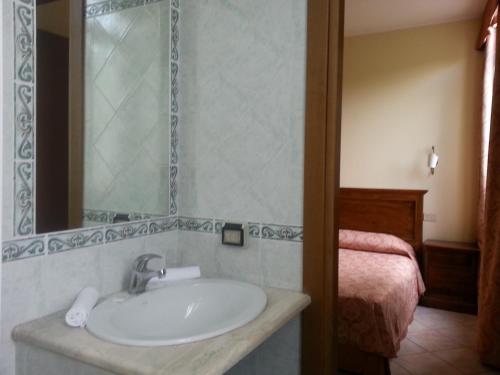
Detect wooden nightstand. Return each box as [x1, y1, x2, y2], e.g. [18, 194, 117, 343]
[420, 240, 480, 314]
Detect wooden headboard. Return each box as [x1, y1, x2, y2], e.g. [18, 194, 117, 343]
[339, 188, 427, 251]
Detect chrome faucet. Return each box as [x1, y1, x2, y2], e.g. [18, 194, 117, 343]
[128, 254, 166, 294]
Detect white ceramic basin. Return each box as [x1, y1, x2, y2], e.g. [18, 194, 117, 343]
[86, 278, 267, 347]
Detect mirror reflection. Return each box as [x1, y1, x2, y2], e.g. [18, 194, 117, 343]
[35, 0, 171, 234]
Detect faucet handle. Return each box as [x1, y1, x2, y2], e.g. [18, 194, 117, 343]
[132, 254, 162, 272]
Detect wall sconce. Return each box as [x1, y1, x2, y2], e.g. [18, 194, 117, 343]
[429, 146, 439, 175]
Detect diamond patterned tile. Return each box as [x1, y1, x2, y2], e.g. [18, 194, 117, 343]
[144, 118, 170, 165]
[85, 18, 117, 81]
[144, 56, 171, 97]
[96, 8, 137, 44]
[145, 1, 170, 20]
[83, 146, 116, 209]
[115, 79, 164, 141]
[120, 9, 160, 74]
[84, 3, 172, 218]
[94, 114, 142, 176]
[94, 46, 142, 110]
[85, 83, 115, 140]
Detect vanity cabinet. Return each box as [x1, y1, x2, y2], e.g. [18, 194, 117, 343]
[13, 288, 310, 375]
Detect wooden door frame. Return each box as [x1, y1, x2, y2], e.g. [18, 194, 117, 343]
[302, 0, 344, 374]
[68, 0, 84, 229]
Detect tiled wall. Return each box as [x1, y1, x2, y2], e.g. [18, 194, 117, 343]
[84, 1, 171, 218]
[178, 0, 306, 228]
[176, 1, 307, 374]
[177, 231, 302, 291]
[0, 231, 179, 375]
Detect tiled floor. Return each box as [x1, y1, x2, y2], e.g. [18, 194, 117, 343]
[339, 306, 500, 375]
[391, 306, 500, 375]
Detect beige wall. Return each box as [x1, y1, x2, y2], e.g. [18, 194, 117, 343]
[341, 20, 483, 242]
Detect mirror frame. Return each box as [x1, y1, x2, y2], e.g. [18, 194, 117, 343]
[12, 0, 179, 238]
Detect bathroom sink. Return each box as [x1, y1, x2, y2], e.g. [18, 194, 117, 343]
[86, 279, 267, 346]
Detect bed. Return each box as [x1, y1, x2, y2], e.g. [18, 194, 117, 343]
[338, 188, 427, 375]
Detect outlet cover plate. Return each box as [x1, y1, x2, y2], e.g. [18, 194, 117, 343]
[424, 213, 437, 222]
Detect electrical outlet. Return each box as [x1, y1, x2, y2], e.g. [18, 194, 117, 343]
[424, 213, 437, 222]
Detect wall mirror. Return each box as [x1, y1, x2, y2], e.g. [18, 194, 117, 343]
[26, 0, 172, 235]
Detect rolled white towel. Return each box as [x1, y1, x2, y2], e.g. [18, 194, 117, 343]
[147, 266, 201, 290]
[65, 287, 99, 328]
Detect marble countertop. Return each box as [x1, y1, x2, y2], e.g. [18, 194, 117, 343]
[13, 287, 310, 375]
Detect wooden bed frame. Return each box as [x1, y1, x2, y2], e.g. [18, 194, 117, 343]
[340, 188, 427, 252]
[338, 188, 427, 375]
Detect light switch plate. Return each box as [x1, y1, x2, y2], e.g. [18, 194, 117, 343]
[222, 223, 245, 247]
[221, 221, 249, 248]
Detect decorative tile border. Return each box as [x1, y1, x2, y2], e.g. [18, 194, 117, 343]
[13, 0, 35, 237]
[82, 209, 163, 225]
[169, 166, 178, 215]
[178, 217, 303, 243]
[249, 223, 261, 239]
[84, 0, 169, 18]
[85, 1, 111, 18]
[214, 220, 224, 234]
[48, 228, 104, 254]
[14, 2, 34, 85]
[261, 224, 303, 242]
[149, 216, 178, 234]
[170, 115, 178, 165]
[2, 235, 44, 262]
[2, 216, 303, 262]
[105, 221, 149, 243]
[82, 209, 109, 224]
[2, 215, 179, 262]
[14, 161, 34, 236]
[11, 0, 179, 237]
[178, 217, 213, 233]
[214, 220, 261, 238]
[169, 0, 179, 215]
[15, 84, 35, 159]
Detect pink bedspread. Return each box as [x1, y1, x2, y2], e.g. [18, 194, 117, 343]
[338, 230, 425, 358]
